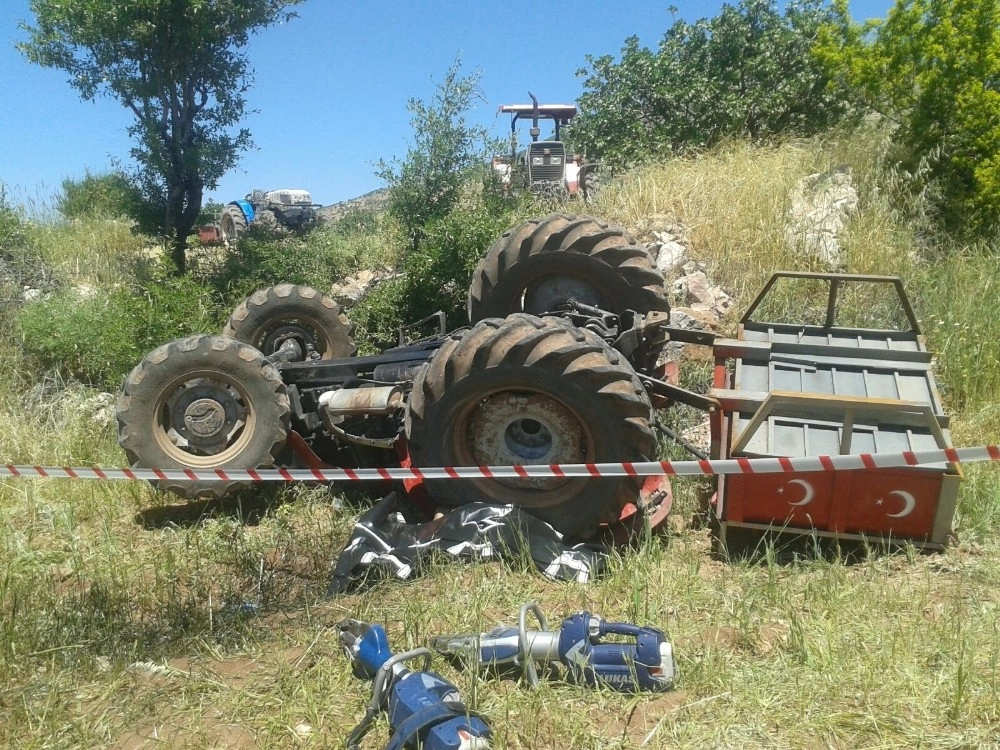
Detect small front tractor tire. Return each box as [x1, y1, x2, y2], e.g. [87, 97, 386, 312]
[116, 334, 290, 499]
[467, 213, 669, 323]
[224, 284, 356, 361]
[405, 313, 656, 539]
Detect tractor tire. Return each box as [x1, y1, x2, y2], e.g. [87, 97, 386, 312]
[581, 170, 601, 202]
[223, 284, 356, 361]
[116, 334, 290, 499]
[220, 205, 247, 245]
[467, 213, 669, 323]
[405, 313, 656, 540]
[252, 209, 289, 236]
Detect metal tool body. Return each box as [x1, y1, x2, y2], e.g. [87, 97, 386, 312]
[339, 619, 491, 750]
[433, 602, 677, 693]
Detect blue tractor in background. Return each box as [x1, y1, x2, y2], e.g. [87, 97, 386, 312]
[219, 188, 322, 244]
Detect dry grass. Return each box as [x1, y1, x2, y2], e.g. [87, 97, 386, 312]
[2, 127, 1000, 748]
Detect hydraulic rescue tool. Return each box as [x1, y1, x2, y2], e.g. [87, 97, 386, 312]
[338, 619, 492, 750]
[431, 602, 677, 693]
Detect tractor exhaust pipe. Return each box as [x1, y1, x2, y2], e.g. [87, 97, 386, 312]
[529, 92, 540, 142]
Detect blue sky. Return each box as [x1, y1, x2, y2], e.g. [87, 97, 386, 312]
[0, 1, 893, 210]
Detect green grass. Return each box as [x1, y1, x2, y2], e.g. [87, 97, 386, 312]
[2, 127, 1000, 747]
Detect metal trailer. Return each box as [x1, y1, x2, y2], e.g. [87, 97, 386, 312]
[708, 272, 960, 557]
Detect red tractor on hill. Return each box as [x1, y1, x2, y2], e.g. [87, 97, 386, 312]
[494, 94, 600, 200]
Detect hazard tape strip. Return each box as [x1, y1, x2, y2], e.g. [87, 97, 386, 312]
[1, 445, 998, 483]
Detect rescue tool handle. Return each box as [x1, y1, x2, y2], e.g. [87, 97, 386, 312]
[597, 621, 645, 640]
[370, 647, 434, 711]
[519, 602, 548, 688]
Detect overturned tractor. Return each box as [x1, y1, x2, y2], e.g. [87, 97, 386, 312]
[117, 213, 693, 540]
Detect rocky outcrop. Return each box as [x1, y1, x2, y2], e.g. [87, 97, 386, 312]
[784, 165, 858, 267]
[329, 268, 399, 306]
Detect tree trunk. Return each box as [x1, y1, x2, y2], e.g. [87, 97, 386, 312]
[164, 180, 204, 275]
[169, 232, 187, 274]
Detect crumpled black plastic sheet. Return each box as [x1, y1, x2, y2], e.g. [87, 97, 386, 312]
[328, 492, 608, 595]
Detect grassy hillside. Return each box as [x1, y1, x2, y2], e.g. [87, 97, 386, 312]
[1, 125, 999, 748]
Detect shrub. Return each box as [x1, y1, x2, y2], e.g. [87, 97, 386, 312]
[572, 0, 852, 169]
[376, 60, 501, 253]
[0, 191, 52, 322]
[18, 263, 222, 388]
[205, 217, 394, 305]
[56, 171, 146, 222]
[817, 0, 1000, 238]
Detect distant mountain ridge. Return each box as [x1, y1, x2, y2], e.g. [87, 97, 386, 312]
[317, 187, 390, 223]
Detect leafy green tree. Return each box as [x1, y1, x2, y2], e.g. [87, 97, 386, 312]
[572, 0, 851, 169]
[359, 61, 522, 349]
[818, 0, 1000, 236]
[18, 0, 303, 273]
[197, 199, 226, 227]
[376, 60, 502, 253]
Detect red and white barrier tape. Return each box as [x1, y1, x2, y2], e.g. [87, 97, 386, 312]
[1, 445, 998, 483]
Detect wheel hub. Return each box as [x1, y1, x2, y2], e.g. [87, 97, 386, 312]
[167, 381, 245, 454]
[467, 391, 586, 490]
[184, 398, 228, 440]
[524, 275, 604, 314]
[261, 323, 317, 358]
[504, 418, 552, 459]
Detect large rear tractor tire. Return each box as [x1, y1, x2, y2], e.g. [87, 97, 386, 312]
[220, 205, 248, 245]
[223, 284, 356, 361]
[405, 314, 656, 540]
[467, 213, 669, 323]
[116, 335, 291, 499]
[581, 170, 601, 202]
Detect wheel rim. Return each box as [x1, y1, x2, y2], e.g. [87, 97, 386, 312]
[456, 388, 592, 492]
[152, 369, 256, 467]
[522, 273, 607, 314]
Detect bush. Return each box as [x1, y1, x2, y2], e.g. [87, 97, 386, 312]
[817, 0, 1000, 238]
[56, 171, 146, 222]
[0, 191, 52, 321]
[204, 215, 397, 306]
[376, 60, 501, 253]
[17, 263, 222, 388]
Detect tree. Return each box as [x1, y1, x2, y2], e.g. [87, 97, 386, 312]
[817, 0, 1000, 236]
[376, 60, 501, 253]
[571, 0, 852, 169]
[18, 0, 303, 273]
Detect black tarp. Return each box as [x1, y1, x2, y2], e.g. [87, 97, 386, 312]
[328, 493, 608, 595]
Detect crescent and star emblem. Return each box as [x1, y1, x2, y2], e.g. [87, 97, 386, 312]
[777, 478, 815, 506]
[875, 489, 917, 518]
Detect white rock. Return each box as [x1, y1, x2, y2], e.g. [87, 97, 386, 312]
[785, 166, 859, 267]
[673, 272, 732, 319]
[329, 269, 397, 306]
[654, 240, 687, 275]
